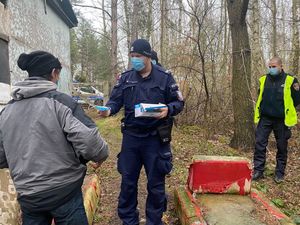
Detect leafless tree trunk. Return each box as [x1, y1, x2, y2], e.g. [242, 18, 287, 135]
[250, 0, 265, 86]
[111, 0, 118, 90]
[102, 0, 107, 34]
[130, 0, 140, 44]
[160, 0, 167, 64]
[123, 0, 131, 52]
[146, 0, 154, 40]
[291, 0, 300, 74]
[227, 0, 255, 149]
[178, 0, 183, 42]
[271, 0, 277, 56]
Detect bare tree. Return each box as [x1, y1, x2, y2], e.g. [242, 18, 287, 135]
[178, 0, 184, 41]
[131, 0, 140, 44]
[250, 0, 265, 86]
[270, 0, 277, 56]
[146, 0, 154, 40]
[227, 0, 255, 149]
[102, 0, 107, 34]
[291, 0, 300, 74]
[160, 0, 167, 64]
[111, 0, 118, 89]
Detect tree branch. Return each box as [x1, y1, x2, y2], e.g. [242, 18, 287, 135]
[73, 3, 112, 19]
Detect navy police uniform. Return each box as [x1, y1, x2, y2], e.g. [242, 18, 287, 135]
[106, 65, 184, 225]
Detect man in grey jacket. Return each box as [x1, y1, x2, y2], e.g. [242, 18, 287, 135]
[0, 51, 109, 225]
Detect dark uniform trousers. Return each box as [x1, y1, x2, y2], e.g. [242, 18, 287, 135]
[254, 116, 291, 177]
[117, 133, 172, 225]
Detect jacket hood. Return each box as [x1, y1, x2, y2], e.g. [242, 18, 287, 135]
[11, 78, 57, 100]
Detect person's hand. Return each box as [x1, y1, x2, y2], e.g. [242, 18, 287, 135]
[155, 107, 168, 119]
[98, 109, 111, 117]
[90, 161, 102, 169]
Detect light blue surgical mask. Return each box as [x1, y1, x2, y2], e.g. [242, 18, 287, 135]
[151, 59, 157, 65]
[131, 57, 145, 71]
[269, 67, 280, 76]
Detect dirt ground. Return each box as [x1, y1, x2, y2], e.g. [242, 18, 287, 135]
[86, 109, 300, 225]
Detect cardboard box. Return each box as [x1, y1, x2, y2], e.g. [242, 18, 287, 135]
[135, 103, 167, 117]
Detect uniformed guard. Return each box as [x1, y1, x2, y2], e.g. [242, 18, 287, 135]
[99, 39, 184, 225]
[253, 56, 300, 183]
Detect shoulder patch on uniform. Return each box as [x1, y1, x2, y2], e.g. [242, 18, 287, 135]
[157, 66, 171, 75]
[121, 69, 134, 75]
[118, 69, 134, 82]
[293, 83, 300, 91]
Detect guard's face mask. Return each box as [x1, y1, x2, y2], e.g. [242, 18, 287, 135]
[269, 67, 280, 76]
[131, 57, 145, 71]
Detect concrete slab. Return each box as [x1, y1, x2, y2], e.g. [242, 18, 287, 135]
[175, 155, 295, 225]
[250, 189, 296, 225]
[174, 187, 296, 225]
[174, 187, 207, 225]
[196, 194, 265, 225]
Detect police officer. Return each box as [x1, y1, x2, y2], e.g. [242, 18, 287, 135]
[99, 39, 184, 225]
[253, 56, 300, 183]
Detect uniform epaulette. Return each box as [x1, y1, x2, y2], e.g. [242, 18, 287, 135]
[157, 66, 172, 76]
[118, 69, 134, 80]
[121, 69, 134, 75]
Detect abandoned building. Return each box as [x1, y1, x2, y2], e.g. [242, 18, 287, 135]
[0, 0, 78, 94]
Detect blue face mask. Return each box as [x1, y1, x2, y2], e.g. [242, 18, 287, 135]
[269, 67, 280, 76]
[151, 59, 157, 65]
[131, 57, 145, 71]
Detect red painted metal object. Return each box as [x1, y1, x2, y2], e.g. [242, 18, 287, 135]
[187, 156, 252, 195]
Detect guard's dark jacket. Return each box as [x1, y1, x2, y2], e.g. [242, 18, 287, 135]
[260, 71, 300, 119]
[106, 65, 184, 136]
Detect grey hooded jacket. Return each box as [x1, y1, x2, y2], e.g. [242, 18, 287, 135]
[0, 77, 109, 211]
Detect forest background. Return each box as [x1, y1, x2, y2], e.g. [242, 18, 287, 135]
[70, 0, 300, 149]
[69, 1, 300, 223]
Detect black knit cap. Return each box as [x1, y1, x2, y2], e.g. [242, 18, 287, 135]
[151, 50, 158, 62]
[130, 39, 152, 57]
[17, 50, 62, 77]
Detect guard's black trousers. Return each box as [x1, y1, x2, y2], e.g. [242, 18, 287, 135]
[117, 133, 172, 225]
[254, 116, 291, 177]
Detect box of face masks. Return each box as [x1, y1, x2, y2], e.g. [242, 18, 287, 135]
[135, 103, 167, 117]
